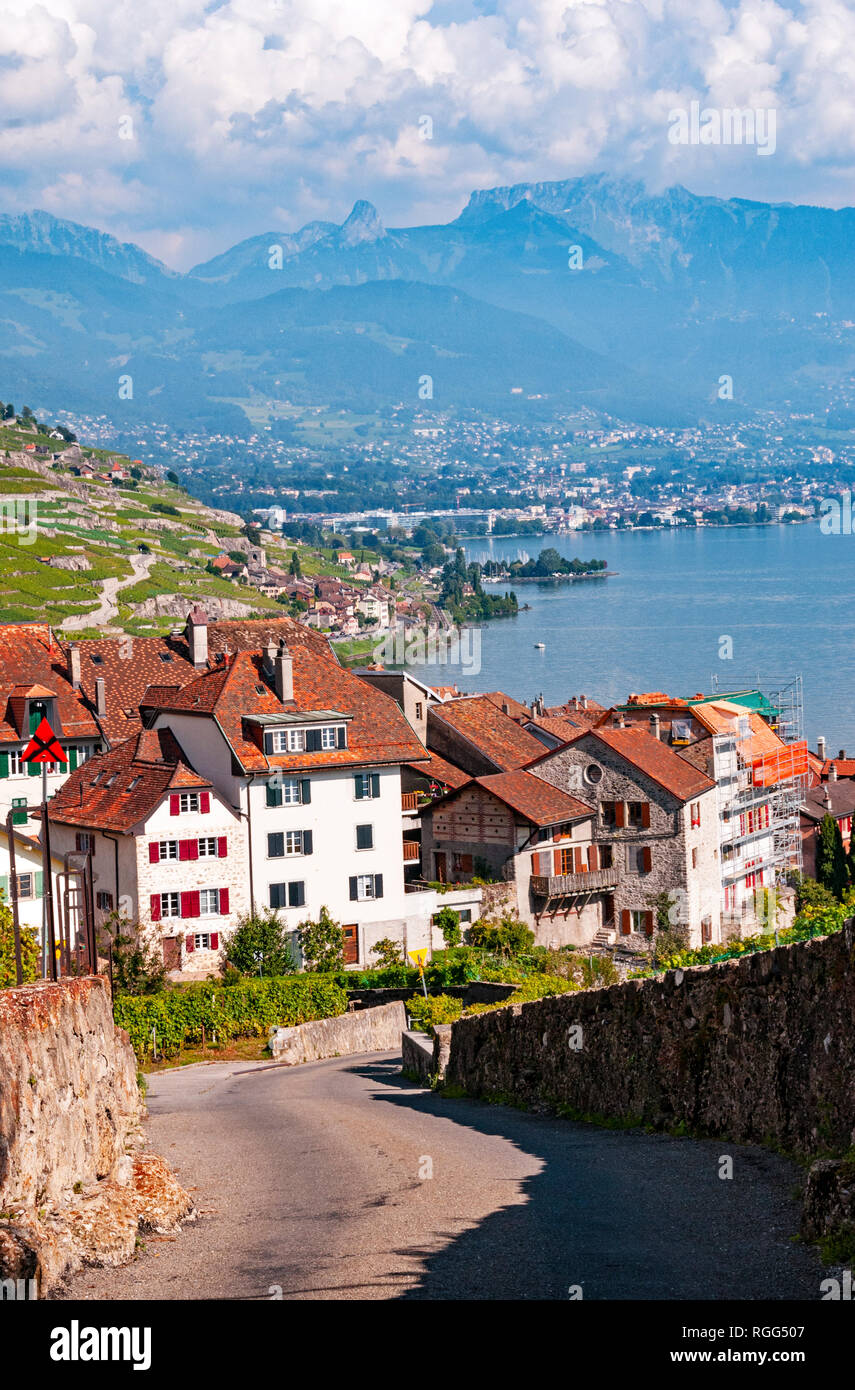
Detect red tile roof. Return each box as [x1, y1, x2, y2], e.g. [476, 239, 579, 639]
[59, 615, 334, 746]
[481, 691, 532, 720]
[529, 725, 716, 802]
[0, 623, 101, 746]
[406, 749, 470, 790]
[821, 759, 855, 780]
[152, 647, 428, 774]
[470, 770, 592, 826]
[47, 728, 212, 833]
[429, 696, 547, 772]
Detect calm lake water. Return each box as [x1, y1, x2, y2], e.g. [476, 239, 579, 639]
[407, 523, 855, 752]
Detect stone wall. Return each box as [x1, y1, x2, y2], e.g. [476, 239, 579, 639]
[0, 977, 194, 1294]
[0, 977, 142, 1207]
[445, 923, 855, 1158]
[270, 1000, 407, 1065]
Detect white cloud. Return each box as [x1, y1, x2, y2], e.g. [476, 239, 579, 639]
[0, 0, 853, 265]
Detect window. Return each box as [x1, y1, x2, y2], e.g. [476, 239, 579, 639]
[268, 830, 311, 857]
[199, 889, 221, 916]
[601, 801, 618, 829]
[8, 750, 23, 776]
[557, 846, 574, 875]
[354, 772, 380, 800]
[11, 797, 27, 825]
[96, 891, 114, 911]
[459, 908, 473, 924]
[599, 844, 613, 870]
[193, 933, 212, 950]
[269, 881, 305, 909]
[158, 840, 178, 860]
[631, 909, 653, 936]
[690, 801, 701, 828]
[266, 777, 309, 807]
[584, 763, 603, 786]
[628, 801, 644, 828]
[75, 832, 94, 854]
[179, 792, 200, 813]
[415, 702, 424, 720]
[349, 873, 383, 901]
[127, 776, 141, 792]
[320, 726, 337, 750]
[628, 845, 652, 873]
[161, 892, 180, 918]
[18, 872, 33, 899]
[452, 853, 473, 875]
[198, 837, 219, 857]
[355, 824, 374, 851]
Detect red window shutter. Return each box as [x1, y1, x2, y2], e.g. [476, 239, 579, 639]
[210, 932, 219, 951]
[148, 842, 159, 864]
[620, 908, 631, 935]
[188, 839, 199, 861]
[615, 801, 625, 827]
[641, 802, 651, 828]
[642, 846, 652, 872]
[553, 848, 562, 875]
[574, 846, 584, 873]
[180, 890, 194, 918]
[179, 839, 191, 861]
[170, 794, 180, 816]
[217, 836, 228, 858]
[644, 910, 654, 937]
[150, 893, 161, 922]
[185, 933, 195, 952]
[200, 791, 210, 814]
[219, 888, 229, 915]
[587, 844, 598, 870]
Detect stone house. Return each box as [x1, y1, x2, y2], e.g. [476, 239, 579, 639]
[528, 724, 721, 949]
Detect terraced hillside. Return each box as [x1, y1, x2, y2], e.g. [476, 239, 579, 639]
[0, 420, 287, 636]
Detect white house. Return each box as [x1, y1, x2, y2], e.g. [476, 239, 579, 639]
[47, 727, 249, 978]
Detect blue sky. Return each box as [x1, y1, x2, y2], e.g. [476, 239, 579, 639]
[1, 0, 853, 268]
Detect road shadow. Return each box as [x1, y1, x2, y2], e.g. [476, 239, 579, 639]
[346, 1058, 824, 1302]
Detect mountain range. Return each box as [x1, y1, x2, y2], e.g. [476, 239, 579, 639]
[2, 176, 855, 433]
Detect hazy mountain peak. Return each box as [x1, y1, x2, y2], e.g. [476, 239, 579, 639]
[0, 209, 175, 284]
[339, 199, 385, 245]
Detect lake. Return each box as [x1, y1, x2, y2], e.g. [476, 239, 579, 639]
[406, 523, 855, 752]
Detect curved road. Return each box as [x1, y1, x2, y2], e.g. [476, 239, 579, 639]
[60, 1052, 823, 1301]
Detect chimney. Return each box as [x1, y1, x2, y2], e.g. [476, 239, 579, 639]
[68, 643, 81, 690]
[573, 696, 579, 711]
[649, 713, 661, 741]
[186, 606, 208, 668]
[95, 676, 106, 717]
[264, 639, 277, 674]
[830, 764, 838, 781]
[502, 701, 510, 715]
[839, 748, 847, 761]
[274, 639, 294, 703]
[817, 735, 826, 762]
[581, 695, 588, 710]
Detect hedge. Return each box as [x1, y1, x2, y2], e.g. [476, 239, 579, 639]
[114, 975, 347, 1059]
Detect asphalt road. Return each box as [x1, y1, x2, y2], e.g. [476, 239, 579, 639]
[59, 1052, 824, 1301]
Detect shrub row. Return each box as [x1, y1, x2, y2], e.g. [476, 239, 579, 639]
[114, 975, 346, 1058]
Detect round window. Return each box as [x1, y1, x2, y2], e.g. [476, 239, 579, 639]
[584, 763, 603, 786]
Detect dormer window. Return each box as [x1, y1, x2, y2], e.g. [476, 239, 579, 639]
[90, 654, 103, 665]
[264, 724, 346, 754]
[127, 776, 141, 792]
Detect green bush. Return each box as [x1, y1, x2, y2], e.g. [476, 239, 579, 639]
[0, 896, 39, 988]
[225, 911, 297, 977]
[468, 915, 535, 958]
[407, 993, 464, 1033]
[114, 974, 346, 1058]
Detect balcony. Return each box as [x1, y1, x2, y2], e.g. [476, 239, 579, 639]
[403, 840, 421, 863]
[531, 867, 619, 897]
[401, 791, 419, 812]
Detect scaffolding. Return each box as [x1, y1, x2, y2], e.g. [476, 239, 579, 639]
[710, 676, 806, 936]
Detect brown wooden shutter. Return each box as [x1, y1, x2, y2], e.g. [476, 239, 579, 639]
[587, 844, 598, 870]
[615, 801, 625, 827]
[620, 908, 631, 935]
[553, 849, 562, 875]
[642, 846, 652, 872]
[574, 846, 584, 873]
[641, 801, 651, 828]
[644, 910, 654, 936]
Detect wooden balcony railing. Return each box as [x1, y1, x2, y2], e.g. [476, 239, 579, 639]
[530, 866, 619, 897]
[401, 792, 419, 811]
[403, 840, 421, 862]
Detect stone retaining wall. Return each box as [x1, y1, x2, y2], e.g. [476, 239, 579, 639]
[445, 924, 855, 1158]
[270, 1000, 407, 1064]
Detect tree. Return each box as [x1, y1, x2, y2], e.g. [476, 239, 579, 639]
[297, 906, 345, 972]
[289, 549, 302, 577]
[225, 911, 296, 977]
[371, 937, 403, 968]
[0, 896, 39, 988]
[166, 470, 179, 484]
[648, 890, 689, 967]
[433, 906, 461, 947]
[99, 912, 166, 996]
[816, 813, 849, 899]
